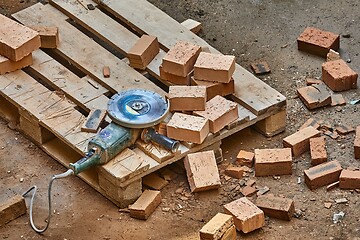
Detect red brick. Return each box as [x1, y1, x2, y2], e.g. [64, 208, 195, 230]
[297, 83, 331, 110]
[250, 61, 271, 75]
[297, 27, 339, 57]
[306, 78, 323, 86]
[129, 190, 161, 220]
[254, 148, 292, 177]
[223, 197, 264, 233]
[103, 66, 110, 78]
[0, 14, 41, 61]
[335, 125, 354, 135]
[168, 85, 206, 111]
[241, 186, 257, 197]
[225, 166, 243, 179]
[322, 59, 358, 91]
[331, 94, 346, 106]
[28, 25, 59, 49]
[184, 150, 221, 192]
[166, 112, 209, 144]
[194, 52, 235, 83]
[299, 118, 320, 131]
[0, 53, 32, 75]
[236, 150, 254, 167]
[355, 126, 360, 159]
[159, 65, 192, 85]
[162, 41, 201, 77]
[128, 35, 159, 70]
[283, 126, 321, 156]
[339, 170, 360, 189]
[220, 225, 236, 240]
[304, 160, 342, 190]
[191, 77, 235, 99]
[0, 195, 27, 226]
[199, 213, 234, 240]
[193, 95, 238, 133]
[255, 195, 295, 221]
[310, 136, 327, 166]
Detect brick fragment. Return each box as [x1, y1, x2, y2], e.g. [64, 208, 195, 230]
[81, 109, 107, 133]
[310, 136, 327, 166]
[167, 112, 209, 144]
[28, 25, 59, 48]
[331, 94, 346, 106]
[181, 19, 202, 34]
[193, 95, 238, 133]
[297, 83, 331, 109]
[340, 170, 360, 189]
[299, 118, 320, 131]
[199, 213, 234, 240]
[159, 65, 191, 85]
[322, 59, 358, 91]
[304, 160, 342, 190]
[184, 151, 221, 192]
[323, 130, 339, 140]
[142, 173, 168, 190]
[241, 186, 257, 197]
[0, 14, 41, 61]
[194, 52, 235, 83]
[0, 54, 32, 75]
[297, 27, 340, 57]
[191, 77, 235, 99]
[225, 166, 243, 179]
[355, 126, 360, 159]
[250, 61, 271, 75]
[169, 85, 207, 111]
[162, 41, 201, 77]
[0, 195, 27, 226]
[283, 126, 321, 156]
[236, 150, 254, 167]
[223, 197, 264, 233]
[335, 125, 354, 135]
[220, 225, 236, 240]
[255, 195, 295, 221]
[326, 49, 341, 62]
[306, 78, 323, 86]
[128, 35, 159, 70]
[129, 190, 161, 220]
[326, 181, 339, 191]
[103, 66, 110, 78]
[254, 148, 292, 177]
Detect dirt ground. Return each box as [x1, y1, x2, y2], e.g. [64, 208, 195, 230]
[1, 0, 360, 239]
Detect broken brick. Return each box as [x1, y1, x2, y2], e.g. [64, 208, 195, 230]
[241, 186, 257, 197]
[168, 85, 207, 111]
[250, 61, 271, 75]
[225, 166, 244, 179]
[254, 148, 292, 177]
[297, 27, 340, 57]
[255, 195, 295, 221]
[184, 150, 221, 192]
[28, 25, 59, 49]
[323, 130, 339, 140]
[128, 35, 159, 70]
[283, 126, 321, 156]
[335, 125, 355, 135]
[236, 150, 254, 167]
[199, 213, 234, 240]
[142, 173, 168, 190]
[306, 78, 323, 86]
[322, 59, 358, 91]
[129, 190, 161, 220]
[0, 195, 27, 226]
[223, 197, 264, 233]
[194, 52, 235, 83]
[326, 49, 341, 62]
[220, 225, 236, 240]
[355, 126, 360, 159]
[331, 94, 346, 106]
[299, 118, 321, 131]
[310, 136, 327, 166]
[103, 66, 110, 78]
[304, 160, 342, 190]
[339, 170, 360, 189]
[297, 83, 331, 110]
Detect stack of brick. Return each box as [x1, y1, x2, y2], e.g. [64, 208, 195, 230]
[0, 14, 42, 75]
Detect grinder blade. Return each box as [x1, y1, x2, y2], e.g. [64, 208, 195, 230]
[107, 89, 169, 128]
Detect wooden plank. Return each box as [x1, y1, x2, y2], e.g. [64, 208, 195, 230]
[12, 3, 166, 97]
[95, 0, 286, 115]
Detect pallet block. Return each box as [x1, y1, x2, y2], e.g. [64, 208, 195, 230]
[254, 109, 286, 137]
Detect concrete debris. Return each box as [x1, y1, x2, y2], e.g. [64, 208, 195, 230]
[333, 211, 345, 224]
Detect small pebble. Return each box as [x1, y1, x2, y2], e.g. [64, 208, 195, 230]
[19, 178, 24, 182]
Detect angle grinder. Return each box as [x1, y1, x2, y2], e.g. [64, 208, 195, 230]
[23, 89, 179, 233]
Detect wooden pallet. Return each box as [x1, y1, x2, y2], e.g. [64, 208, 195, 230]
[0, 1, 286, 207]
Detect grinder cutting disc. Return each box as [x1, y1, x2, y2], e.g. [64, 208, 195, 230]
[107, 89, 169, 128]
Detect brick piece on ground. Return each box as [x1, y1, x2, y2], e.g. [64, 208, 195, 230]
[335, 125, 354, 135]
[322, 59, 358, 91]
[297, 27, 340, 57]
[331, 94, 346, 106]
[225, 166, 243, 179]
[128, 35, 159, 70]
[199, 213, 234, 240]
[355, 126, 360, 159]
[0, 195, 27, 226]
[283, 126, 321, 157]
[169, 85, 207, 111]
[129, 190, 161, 220]
[194, 52, 235, 83]
[241, 186, 257, 197]
[299, 118, 321, 131]
[304, 160, 342, 190]
[255, 195, 295, 221]
[327, 49, 341, 62]
[162, 41, 201, 77]
[236, 150, 254, 167]
[103, 66, 110, 78]
[310, 136, 327, 166]
[194, 95, 238, 133]
[167, 112, 209, 144]
[191, 77, 235, 99]
[184, 150, 221, 192]
[297, 83, 331, 110]
[142, 173, 169, 190]
[0, 14, 41, 61]
[223, 197, 265, 233]
[181, 19, 202, 34]
[250, 61, 271, 75]
[306, 78, 323, 86]
[339, 170, 360, 189]
[159, 65, 192, 85]
[254, 148, 292, 177]
[0, 54, 32, 75]
[28, 25, 59, 49]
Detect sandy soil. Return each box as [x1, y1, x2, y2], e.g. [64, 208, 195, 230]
[1, 0, 360, 239]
